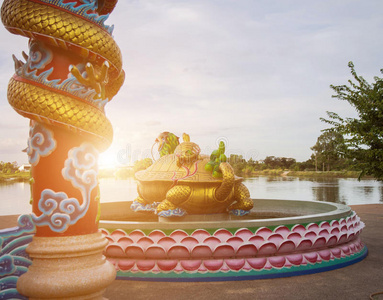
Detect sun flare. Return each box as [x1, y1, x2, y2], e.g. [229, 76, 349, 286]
[98, 149, 118, 169]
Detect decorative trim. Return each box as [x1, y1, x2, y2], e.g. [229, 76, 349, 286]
[157, 208, 187, 217]
[0, 215, 35, 299]
[31, 0, 114, 34]
[32, 143, 99, 232]
[229, 209, 250, 216]
[27, 121, 56, 166]
[114, 247, 368, 281]
[130, 200, 160, 213]
[14, 40, 107, 109]
[101, 211, 366, 280]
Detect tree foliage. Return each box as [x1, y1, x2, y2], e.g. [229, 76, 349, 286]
[264, 156, 296, 169]
[311, 131, 349, 171]
[321, 62, 383, 179]
[0, 161, 19, 174]
[228, 155, 301, 175]
[228, 154, 247, 174]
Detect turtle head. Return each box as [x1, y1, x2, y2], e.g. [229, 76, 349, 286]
[155, 132, 180, 157]
[174, 134, 201, 167]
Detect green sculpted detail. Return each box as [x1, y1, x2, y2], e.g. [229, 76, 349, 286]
[29, 175, 34, 205]
[205, 141, 227, 178]
[156, 132, 180, 157]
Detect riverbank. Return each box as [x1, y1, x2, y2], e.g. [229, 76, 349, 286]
[247, 169, 363, 178]
[0, 170, 369, 183]
[0, 171, 30, 183]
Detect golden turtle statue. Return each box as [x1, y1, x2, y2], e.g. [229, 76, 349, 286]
[131, 133, 254, 217]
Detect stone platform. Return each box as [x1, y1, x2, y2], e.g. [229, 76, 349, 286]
[1, 204, 382, 300]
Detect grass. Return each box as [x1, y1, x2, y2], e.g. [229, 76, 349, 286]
[248, 169, 286, 176]
[0, 171, 30, 182]
[248, 169, 362, 178]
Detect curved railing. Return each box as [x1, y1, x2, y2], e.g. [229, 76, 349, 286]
[100, 199, 367, 281]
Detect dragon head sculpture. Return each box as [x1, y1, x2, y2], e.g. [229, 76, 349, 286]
[154, 132, 180, 157]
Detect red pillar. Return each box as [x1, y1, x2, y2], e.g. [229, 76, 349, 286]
[1, 0, 124, 298]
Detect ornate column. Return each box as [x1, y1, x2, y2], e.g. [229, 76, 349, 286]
[1, 0, 124, 298]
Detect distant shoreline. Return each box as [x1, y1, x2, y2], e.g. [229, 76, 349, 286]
[0, 172, 30, 183]
[246, 170, 365, 178]
[0, 170, 370, 183]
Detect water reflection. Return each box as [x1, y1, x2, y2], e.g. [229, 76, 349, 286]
[264, 176, 296, 182]
[312, 181, 342, 204]
[0, 181, 31, 215]
[301, 178, 340, 204]
[0, 176, 382, 216]
[243, 176, 383, 205]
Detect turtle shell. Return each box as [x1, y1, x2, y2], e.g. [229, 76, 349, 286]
[135, 154, 242, 183]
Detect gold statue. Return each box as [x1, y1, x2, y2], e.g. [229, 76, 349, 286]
[132, 133, 253, 217]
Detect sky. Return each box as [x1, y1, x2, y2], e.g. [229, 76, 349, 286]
[0, 0, 383, 167]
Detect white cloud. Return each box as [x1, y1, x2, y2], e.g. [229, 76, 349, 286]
[1, 0, 382, 165]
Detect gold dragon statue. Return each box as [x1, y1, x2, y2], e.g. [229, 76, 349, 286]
[132, 132, 254, 217]
[1, 0, 124, 151]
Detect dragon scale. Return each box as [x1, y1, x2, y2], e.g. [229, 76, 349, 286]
[1, 0, 124, 150]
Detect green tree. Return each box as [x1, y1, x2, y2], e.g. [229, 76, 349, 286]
[0, 161, 19, 174]
[311, 131, 347, 171]
[291, 160, 315, 171]
[228, 154, 246, 174]
[263, 156, 296, 170]
[281, 157, 296, 169]
[264, 156, 278, 169]
[321, 62, 383, 179]
[247, 158, 256, 167]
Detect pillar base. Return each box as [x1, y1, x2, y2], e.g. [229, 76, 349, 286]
[17, 232, 116, 299]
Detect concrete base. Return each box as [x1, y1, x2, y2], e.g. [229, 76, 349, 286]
[17, 232, 116, 299]
[103, 204, 382, 300]
[100, 199, 366, 281]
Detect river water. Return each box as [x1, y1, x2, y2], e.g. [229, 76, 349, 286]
[1, 176, 382, 216]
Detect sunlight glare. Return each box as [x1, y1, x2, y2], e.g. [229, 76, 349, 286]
[98, 148, 118, 169]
